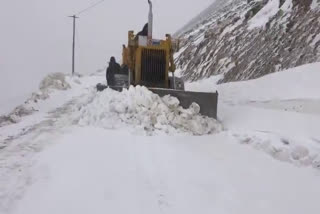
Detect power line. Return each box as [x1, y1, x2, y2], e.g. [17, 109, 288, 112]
[76, 0, 106, 16]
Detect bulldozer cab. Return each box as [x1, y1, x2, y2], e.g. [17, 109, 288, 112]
[123, 32, 177, 89]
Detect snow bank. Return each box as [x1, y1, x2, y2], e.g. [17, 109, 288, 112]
[39, 72, 70, 93]
[74, 86, 222, 135]
[0, 73, 71, 126]
[221, 62, 320, 103]
[29, 72, 72, 103]
[186, 62, 320, 169]
[233, 132, 320, 170]
[0, 105, 35, 126]
[187, 62, 320, 103]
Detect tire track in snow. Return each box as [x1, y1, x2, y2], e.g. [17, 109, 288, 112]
[129, 140, 173, 213]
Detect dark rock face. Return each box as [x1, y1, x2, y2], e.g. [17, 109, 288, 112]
[292, 0, 312, 10]
[175, 0, 320, 83]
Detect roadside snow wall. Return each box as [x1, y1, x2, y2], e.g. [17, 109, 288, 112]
[0, 73, 71, 126]
[39, 72, 70, 93]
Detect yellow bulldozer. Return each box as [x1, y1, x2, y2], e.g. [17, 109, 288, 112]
[97, 0, 218, 119]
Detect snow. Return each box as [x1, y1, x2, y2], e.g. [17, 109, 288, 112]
[187, 62, 320, 169]
[281, 0, 293, 12]
[39, 72, 71, 93]
[249, 0, 280, 30]
[311, 33, 320, 47]
[74, 86, 221, 136]
[0, 73, 102, 141]
[9, 128, 320, 214]
[311, 0, 320, 10]
[187, 62, 320, 101]
[193, 34, 205, 46]
[174, 45, 188, 59]
[0, 94, 32, 118]
[1, 63, 320, 213]
[0, 73, 72, 126]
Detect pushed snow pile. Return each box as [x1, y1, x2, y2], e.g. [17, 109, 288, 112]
[30, 72, 71, 102]
[235, 133, 320, 170]
[75, 86, 222, 135]
[0, 73, 72, 126]
[39, 72, 70, 93]
[0, 105, 35, 126]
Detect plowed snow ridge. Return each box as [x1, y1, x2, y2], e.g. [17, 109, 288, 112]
[73, 86, 222, 136]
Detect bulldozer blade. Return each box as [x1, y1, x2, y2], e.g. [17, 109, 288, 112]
[150, 88, 218, 119]
[96, 84, 218, 119]
[96, 84, 124, 92]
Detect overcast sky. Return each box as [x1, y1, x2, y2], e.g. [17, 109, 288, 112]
[0, 0, 214, 114]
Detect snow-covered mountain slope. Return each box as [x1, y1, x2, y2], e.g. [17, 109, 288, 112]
[188, 62, 320, 166]
[1, 63, 320, 213]
[175, 0, 320, 82]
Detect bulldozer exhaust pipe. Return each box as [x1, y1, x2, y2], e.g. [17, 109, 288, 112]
[148, 0, 153, 45]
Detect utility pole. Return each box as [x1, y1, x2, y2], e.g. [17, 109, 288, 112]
[148, 0, 153, 46]
[69, 15, 79, 76]
[68, 1, 105, 75]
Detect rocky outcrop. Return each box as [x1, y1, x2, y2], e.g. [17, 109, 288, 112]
[175, 0, 320, 83]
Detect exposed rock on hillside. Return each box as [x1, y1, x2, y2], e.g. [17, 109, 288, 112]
[175, 0, 320, 83]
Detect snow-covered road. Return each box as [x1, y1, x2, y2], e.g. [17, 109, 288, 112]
[1, 63, 320, 214]
[10, 128, 320, 214]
